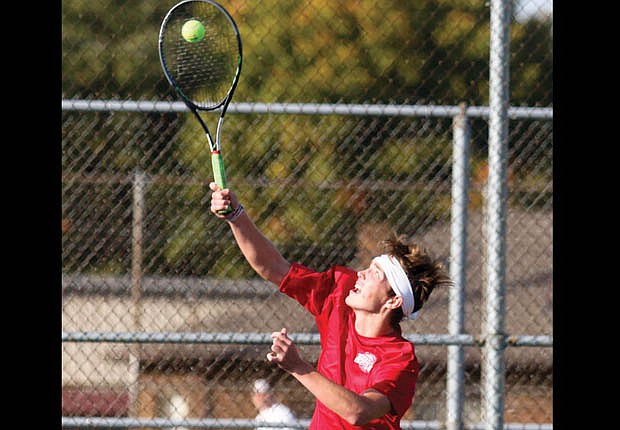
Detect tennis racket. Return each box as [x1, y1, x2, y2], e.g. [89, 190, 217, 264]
[159, 0, 242, 214]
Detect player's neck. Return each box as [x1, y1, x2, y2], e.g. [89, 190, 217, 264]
[353, 311, 395, 337]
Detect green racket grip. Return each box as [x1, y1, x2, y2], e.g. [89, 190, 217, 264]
[211, 151, 232, 215]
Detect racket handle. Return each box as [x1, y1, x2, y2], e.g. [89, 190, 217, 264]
[211, 151, 232, 214]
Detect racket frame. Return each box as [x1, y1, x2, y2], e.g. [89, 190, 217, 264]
[158, 0, 242, 213]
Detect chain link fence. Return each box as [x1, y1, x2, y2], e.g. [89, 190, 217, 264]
[62, 1, 552, 429]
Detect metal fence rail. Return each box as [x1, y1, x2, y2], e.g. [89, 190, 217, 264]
[62, 416, 553, 430]
[61, 99, 553, 119]
[62, 331, 552, 347]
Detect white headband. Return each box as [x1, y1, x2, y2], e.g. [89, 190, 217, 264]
[373, 254, 419, 320]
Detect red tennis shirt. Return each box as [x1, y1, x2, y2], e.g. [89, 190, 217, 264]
[279, 262, 419, 430]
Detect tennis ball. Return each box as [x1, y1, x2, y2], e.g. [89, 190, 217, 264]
[182, 19, 205, 43]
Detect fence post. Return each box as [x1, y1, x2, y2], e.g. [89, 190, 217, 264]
[484, 0, 511, 429]
[128, 170, 145, 417]
[446, 103, 469, 430]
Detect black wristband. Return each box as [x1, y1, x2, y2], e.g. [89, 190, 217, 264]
[227, 204, 244, 223]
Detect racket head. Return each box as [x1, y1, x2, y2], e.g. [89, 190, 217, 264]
[158, 0, 242, 111]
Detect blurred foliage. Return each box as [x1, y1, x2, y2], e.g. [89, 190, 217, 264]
[62, 0, 552, 105]
[61, 0, 552, 276]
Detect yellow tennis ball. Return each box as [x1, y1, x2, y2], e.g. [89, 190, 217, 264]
[182, 19, 205, 43]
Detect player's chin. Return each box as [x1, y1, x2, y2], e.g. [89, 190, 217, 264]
[344, 293, 357, 308]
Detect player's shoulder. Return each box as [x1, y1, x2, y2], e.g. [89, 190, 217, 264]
[382, 334, 417, 360]
[332, 265, 357, 283]
[395, 339, 419, 370]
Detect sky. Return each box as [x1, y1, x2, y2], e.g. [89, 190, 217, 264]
[515, 0, 553, 22]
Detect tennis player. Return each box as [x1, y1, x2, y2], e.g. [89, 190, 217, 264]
[209, 183, 451, 429]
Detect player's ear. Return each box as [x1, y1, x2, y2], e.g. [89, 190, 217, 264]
[384, 295, 403, 310]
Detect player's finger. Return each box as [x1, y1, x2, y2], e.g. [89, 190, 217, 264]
[211, 201, 228, 215]
[209, 183, 232, 199]
[210, 189, 232, 216]
[273, 332, 290, 347]
[270, 335, 290, 350]
[270, 343, 278, 352]
[209, 183, 230, 201]
[211, 194, 229, 206]
[271, 328, 289, 339]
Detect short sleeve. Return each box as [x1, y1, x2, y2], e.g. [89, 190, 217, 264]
[369, 349, 419, 417]
[279, 262, 336, 316]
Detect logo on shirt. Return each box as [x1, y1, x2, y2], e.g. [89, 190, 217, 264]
[354, 352, 377, 373]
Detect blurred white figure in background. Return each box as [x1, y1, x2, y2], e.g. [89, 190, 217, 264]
[251, 379, 297, 430]
[167, 393, 190, 430]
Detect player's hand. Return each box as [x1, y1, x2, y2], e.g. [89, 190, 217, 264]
[209, 182, 239, 218]
[267, 328, 312, 374]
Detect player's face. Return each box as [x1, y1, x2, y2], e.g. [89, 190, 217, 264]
[346, 261, 393, 313]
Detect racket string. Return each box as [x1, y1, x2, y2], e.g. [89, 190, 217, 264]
[161, 1, 241, 109]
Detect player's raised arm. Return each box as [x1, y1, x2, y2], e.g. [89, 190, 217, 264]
[209, 182, 291, 286]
